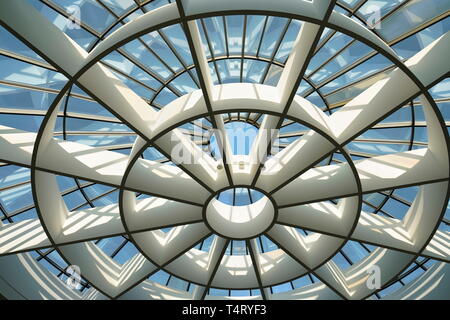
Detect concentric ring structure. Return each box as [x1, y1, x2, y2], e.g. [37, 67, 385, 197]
[0, 0, 449, 300]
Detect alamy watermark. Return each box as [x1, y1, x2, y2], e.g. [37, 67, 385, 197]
[65, 265, 81, 290]
[170, 127, 282, 166]
[365, 5, 382, 30]
[66, 5, 81, 30]
[366, 264, 381, 290]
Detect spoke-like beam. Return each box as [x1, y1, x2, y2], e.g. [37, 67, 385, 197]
[176, 1, 234, 186]
[154, 129, 228, 192]
[0, 219, 51, 255]
[274, 148, 448, 207]
[126, 197, 204, 233]
[277, 23, 323, 105]
[265, 224, 345, 270]
[250, 11, 335, 186]
[277, 197, 358, 237]
[0, 125, 36, 167]
[41, 139, 209, 204]
[0, 125, 210, 204]
[132, 223, 212, 266]
[0, 1, 222, 194]
[277, 182, 450, 263]
[256, 32, 450, 193]
[59, 242, 157, 298]
[0, 196, 204, 257]
[125, 157, 210, 205]
[193, 236, 229, 300]
[247, 239, 270, 300]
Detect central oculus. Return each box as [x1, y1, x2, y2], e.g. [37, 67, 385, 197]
[204, 187, 276, 240]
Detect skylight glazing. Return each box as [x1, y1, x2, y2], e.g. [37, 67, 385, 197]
[0, 0, 449, 300]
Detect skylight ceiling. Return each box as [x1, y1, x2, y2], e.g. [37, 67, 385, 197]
[0, 0, 449, 300]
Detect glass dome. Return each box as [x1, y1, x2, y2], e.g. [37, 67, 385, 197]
[0, 0, 449, 300]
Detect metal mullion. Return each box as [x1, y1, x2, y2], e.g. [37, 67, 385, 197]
[258, 236, 265, 254]
[198, 240, 205, 250]
[352, 0, 369, 14]
[253, 113, 264, 124]
[157, 29, 201, 87]
[223, 16, 229, 57]
[307, 39, 357, 79]
[96, 0, 176, 77]
[57, 130, 136, 136]
[313, 28, 336, 55]
[192, 119, 212, 131]
[211, 54, 284, 66]
[375, 0, 412, 25]
[64, 112, 123, 123]
[70, 187, 119, 211]
[88, 0, 153, 51]
[116, 49, 181, 95]
[348, 2, 449, 48]
[94, 0, 119, 17]
[303, 77, 333, 115]
[61, 182, 95, 196]
[260, 19, 291, 84]
[278, 131, 308, 138]
[101, 61, 158, 93]
[339, 249, 354, 266]
[360, 199, 393, 219]
[39, 255, 66, 274]
[413, 97, 450, 105]
[59, 268, 89, 287]
[110, 238, 129, 259]
[240, 16, 247, 83]
[279, 119, 296, 128]
[385, 193, 414, 208]
[359, 242, 372, 253]
[351, 138, 424, 146]
[138, 37, 177, 76]
[256, 17, 269, 57]
[75, 178, 96, 209]
[0, 80, 89, 100]
[0, 180, 31, 193]
[308, 50, 380, 96]
[59, 84, 99, 214]
[62, 85, 72, 142]
[40, 0, 101, 38]
[0, 49, 55, 71]
[36, 248, 57, 261]
[200, 19, 223, 84]
[0, 202, 12, 224]
[2, 203, 36, 221]
[312, 2, 357, 57]
[377, 208, 397, 219]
